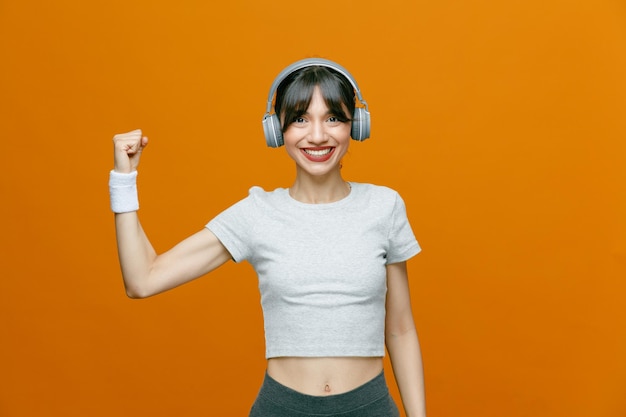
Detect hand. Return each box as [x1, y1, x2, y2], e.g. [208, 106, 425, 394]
[113, 129, 148, 173]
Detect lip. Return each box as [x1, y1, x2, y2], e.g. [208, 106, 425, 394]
[300, 147, 335, 162]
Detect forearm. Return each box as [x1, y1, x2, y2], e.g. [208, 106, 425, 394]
[386, 327, 426, 417]
[115, 211, 158, 298]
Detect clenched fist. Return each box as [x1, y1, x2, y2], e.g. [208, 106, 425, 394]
[113, 129, 148, 173]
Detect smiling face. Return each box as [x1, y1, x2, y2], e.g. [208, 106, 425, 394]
[282, 86, 352, 177]
[275, 65, 356, 179]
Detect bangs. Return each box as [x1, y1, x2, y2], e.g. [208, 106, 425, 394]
[275, 66, 355, 133]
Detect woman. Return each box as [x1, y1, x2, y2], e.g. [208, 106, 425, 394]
[110, 58, 426, 417]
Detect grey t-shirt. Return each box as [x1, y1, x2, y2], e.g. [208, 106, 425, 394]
[206, 182, 421, 358]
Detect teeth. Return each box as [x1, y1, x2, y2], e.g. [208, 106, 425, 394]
[304, 148, 332, 156]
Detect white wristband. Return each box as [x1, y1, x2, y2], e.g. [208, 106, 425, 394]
[109, 170, 139, 213]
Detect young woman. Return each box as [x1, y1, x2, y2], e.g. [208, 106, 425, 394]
[110, 58, 426, 417]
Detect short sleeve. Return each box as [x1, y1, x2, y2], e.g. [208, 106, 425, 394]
[205, 196, 255, 263]
[385, 193, 421, 264]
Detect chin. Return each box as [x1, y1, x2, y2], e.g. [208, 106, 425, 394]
[297, 163, 341, 177]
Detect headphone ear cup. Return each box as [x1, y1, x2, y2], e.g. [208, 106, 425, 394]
[351, 108, 371, 141]
[262, 114, 284, 147]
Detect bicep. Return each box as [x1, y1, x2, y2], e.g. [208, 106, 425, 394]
[147, 228, 232, 295]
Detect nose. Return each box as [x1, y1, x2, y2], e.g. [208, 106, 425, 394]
[309, 120, 328, 145]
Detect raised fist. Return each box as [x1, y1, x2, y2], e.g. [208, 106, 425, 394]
[113, 129, 148, 173]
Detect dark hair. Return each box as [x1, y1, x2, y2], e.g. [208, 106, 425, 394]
[274, 66, 356, 133]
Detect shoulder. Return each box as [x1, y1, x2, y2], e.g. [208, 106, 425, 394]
[218, 185, 289, 218]
[206, 185, 288, 242]
[351, 182, 403, 205]
[352, 182, 399, 194]
[224, 185, 286, 204]
[246, 185, 288, 206]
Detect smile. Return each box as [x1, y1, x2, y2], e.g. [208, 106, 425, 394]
[301, 147, 335, 162]
[303, 148, 333, 156]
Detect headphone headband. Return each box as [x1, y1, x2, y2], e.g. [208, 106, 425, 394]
[264, 58, 369, 116]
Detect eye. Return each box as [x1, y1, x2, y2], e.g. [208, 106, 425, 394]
[293, 116, 306, 124]
[327, 115, 346, 126]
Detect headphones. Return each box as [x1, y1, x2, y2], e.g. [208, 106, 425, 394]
[262, 58, 371, 148]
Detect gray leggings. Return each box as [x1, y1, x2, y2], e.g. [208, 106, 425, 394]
[248, 371, 400, 417]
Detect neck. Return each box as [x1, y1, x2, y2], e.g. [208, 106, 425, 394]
[289, 168, 351, 204]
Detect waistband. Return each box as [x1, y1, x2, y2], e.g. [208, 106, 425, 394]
[257, 371, 390, 414]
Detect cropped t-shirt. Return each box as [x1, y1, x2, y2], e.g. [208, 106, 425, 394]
[206, 182, 420, 358]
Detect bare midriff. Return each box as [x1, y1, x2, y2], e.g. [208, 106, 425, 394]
[267, 356, 384, 396]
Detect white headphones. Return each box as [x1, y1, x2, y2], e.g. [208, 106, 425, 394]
[261, 58, 371, 148]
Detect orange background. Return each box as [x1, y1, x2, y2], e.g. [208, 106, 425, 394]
[1, 1, 625, 416]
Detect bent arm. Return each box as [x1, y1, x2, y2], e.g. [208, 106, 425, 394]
[111, 130, 232, 298]
[116, 212, 231, 298]
[385, 261, 427, 417]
